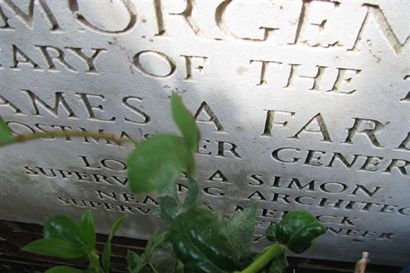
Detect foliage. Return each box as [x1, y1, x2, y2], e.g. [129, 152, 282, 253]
[127, 230, 178, 273]
[127, 134, 195, 193]
[0, 94, 326, 273]
[0, 116, 14, 145]
[22, 212, 105, 272]
[223, 204, 258, 261]
[102, 216, 126, 272]
[169, 206, 238, 273]
[266, 211, 326, 254]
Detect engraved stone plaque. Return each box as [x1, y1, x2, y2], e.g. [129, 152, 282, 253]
[0, 0, 409, 266]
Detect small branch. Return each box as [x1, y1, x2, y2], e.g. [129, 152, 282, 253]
[240, 244, 286, 273]
[0, 130, 137, 147]
[149, 262, 160, 273]
[354, 252, 369, 273]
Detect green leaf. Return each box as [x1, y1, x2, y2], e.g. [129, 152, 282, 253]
[102, 216, 125, 273]
[127, 134, 195, 193]
[182, 177, 199, 209]
[267, 252, 288, 273]
[0, 117, 14, 145]
[45, 266, 87, 273]
[176, 261, 185, 273]
[22, 239, 85, 259]
[223, 204, 258, 261]
[158, 195, 180, 223]
[169, 207, 239, 273]
[268, 211, 326, 254]
[43, 215, 83, 246]
[165, 182, 179, 199]
[159, 177, 200, 224]
[147, 243, 178, 273]
[266, 224, 277, 242]
[144, 230, 166, 260]
[127, 251, 146, 273]
[79, 211, 96, 253]
[171, 94, 200, 152]
[128, 232, 176, 273]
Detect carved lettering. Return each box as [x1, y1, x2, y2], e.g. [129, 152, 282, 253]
[132, 50, 176, 78]
[0, 0, 60, 31]
[68, 0, 137, 34]
[194, 102, 224, 132]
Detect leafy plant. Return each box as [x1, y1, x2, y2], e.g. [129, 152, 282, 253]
[22, 211, 114, 273]
[0, 94, 326, 273]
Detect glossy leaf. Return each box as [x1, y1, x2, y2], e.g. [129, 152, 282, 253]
[223, 204, 257, 261]
[102, 216, 125, 273]
[79, 211, 96, 252]
[127, 134, 195, 193]
[266, 224, 277, 242]
[171, 94, 200, 152]
[268, 211, 326, 254]
[22, 239, 85, 259]
[45, 266, 87, 273]
[43, 215, 83, 246]
[169, 207, 238, 273]
[0, 117, 14, 145]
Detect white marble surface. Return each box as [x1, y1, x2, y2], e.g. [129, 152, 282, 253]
[0, 0, 409, 266]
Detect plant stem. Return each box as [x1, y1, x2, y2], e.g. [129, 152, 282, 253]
[89, 250, 103, 273]
[0, 130, 136, 147]
[149, 262, 160, 273]
[240, 244, 286, 273]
